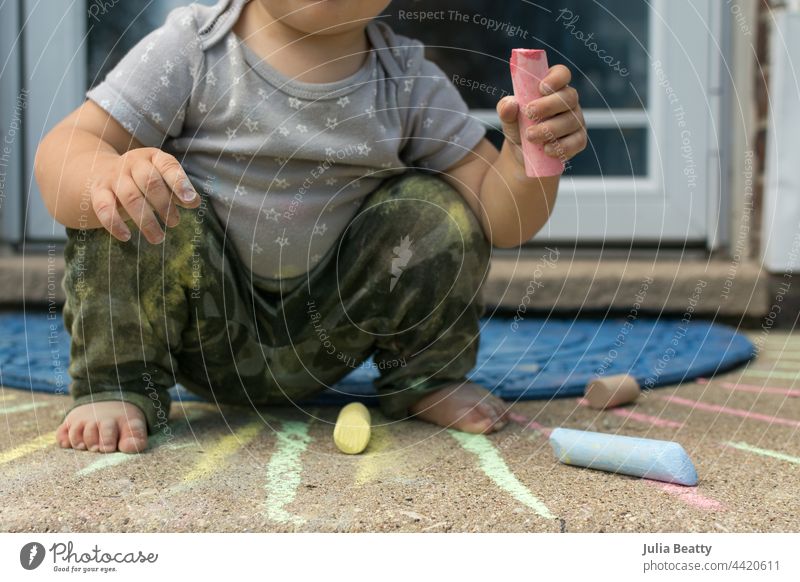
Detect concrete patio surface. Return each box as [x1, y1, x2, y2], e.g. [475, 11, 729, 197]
[0, 329, 798, 533]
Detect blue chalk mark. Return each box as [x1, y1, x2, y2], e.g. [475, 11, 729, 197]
[549, 428, 698, 486]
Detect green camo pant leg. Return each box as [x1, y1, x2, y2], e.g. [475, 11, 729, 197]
[278, 171, 492, 419]
[61, 196, 277, 435]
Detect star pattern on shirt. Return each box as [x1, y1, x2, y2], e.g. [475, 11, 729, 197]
[364, 105, 376, 119]
[232, 153, 247, 162]
[198, 102, 208, 114]
[325, 147, 335, 157]
[288, 97, 302, 109]
[325, 118, 338, 130]
[275, 156, 287, 166]
[336, 96, 350, 108]
[160, 76, 170, 87]
[275, 232, 290, 247]
[277, 126, 290, 137]
[206, 71, 217, 86]
[273, 178, 290, 189]
[251, 242, 264, 255]
[312, 223, 328, 236]
[234, 184, 248, 197]
[422, 117, 434, 129]
[163, 60, 174, 74]
[325, 178, 338, 186]
[296, 124, 308, 134]
[244, 118, 259, 132]
[356, 142, 372, 156]
[257, 88, 269, 100]
[262, 208, 281, 222]
[226, 127, 237, 139]
[150, 112, 163, 125]
[403, 79, 414, 93]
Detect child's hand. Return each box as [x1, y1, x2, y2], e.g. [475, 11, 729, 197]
[89, 147, 201, 243]
[497, 64, 587, 168]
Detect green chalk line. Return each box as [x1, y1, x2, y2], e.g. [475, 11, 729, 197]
[76, 410, 207, 477]
[0, 402, 50, 414]
[449, 430, 555, 520]
[264, 420, 312, 525]
[726, 441, 800, 465]
[743, 369, 800, 380]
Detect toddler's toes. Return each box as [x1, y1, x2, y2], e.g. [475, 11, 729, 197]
[118, 417, 148, 454]
[55, 423, 70, 448]
[68, 420, 87, 450]
[83, 422, 100, 452]
[98, 419, 119, 453]
[454, 402, 503, 434]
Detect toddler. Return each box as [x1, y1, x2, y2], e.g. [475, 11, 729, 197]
[35, 0, 586, 453]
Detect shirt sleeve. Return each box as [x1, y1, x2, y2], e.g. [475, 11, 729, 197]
[85, 6, 203, 147]
[399, 58, 487, 172]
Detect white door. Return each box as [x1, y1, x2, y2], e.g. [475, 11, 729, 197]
[391, 0, 724, 246]
[539, 0, 722, 244]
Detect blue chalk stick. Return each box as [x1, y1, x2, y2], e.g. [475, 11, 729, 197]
[549, 428, 698, 486]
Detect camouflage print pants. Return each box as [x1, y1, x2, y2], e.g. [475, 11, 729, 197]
[62, 172, 491, 435]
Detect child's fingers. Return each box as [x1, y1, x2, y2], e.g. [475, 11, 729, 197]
[529, 86, 580, 121]
[115, 176, 165, 244]
[539, 64, 572, 95]
[525, 110, 585, 144]
[91, 186, 131, 242]
[496, 96, 522, 145]
[151, 150, 199, 207]
[543, 130, 588, 160]
[130, 161, 180, 228]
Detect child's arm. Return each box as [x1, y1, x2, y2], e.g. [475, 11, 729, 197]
[35, 100, 200, 244]
[441, 65, 586, 248]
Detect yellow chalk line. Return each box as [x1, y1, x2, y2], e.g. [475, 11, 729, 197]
[264, 420, 312, 525]
[354, 424, 393, 485]
[0, 432, 57, 465]
[0, 393, 19, 403]
[172, 418, 265, 487]
[726, 441, 800, 465]
[449, 430, 555, 520]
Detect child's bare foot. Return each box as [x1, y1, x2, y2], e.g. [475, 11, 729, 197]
[56, 401, 148, 453]
[409, 382, 508, 434]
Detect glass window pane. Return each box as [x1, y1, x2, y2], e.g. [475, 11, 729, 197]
[384, 0, 649, 110]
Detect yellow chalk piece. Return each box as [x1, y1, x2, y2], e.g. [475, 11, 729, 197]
[333, 402, 371, 455]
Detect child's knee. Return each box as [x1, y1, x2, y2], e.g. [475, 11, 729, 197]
[370, 171, 488, 254]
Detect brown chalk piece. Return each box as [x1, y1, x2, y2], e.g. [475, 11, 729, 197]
[585, 374, 640, 409]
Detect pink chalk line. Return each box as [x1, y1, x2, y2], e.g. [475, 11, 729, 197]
[507, 412, 552, 436]
[660, 394, 800, 428]
[575, 398, 683, 429]
[697, 378, 800, 398]
[646, 481, 725, 511]
[609, 409, 684, 429]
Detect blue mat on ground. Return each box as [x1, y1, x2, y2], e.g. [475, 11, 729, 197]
[0, 312, 755, 405]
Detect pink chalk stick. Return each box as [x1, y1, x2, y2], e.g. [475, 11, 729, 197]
[509, 49, 565, 178]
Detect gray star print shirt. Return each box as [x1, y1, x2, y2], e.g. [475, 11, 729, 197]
[86, 0, 486, 291]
